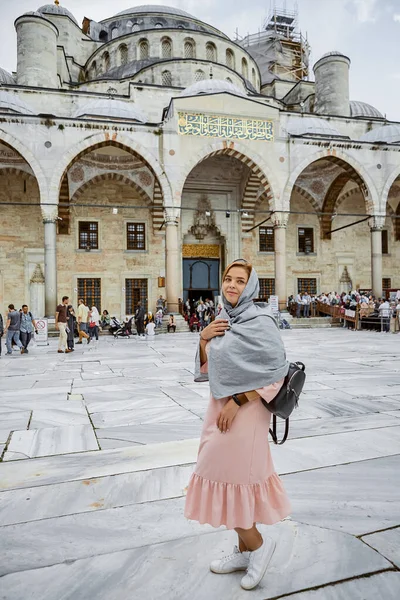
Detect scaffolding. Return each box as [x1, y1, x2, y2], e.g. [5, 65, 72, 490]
[239, 4, 310, 83]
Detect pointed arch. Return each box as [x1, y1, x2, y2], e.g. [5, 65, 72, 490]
[0, 130, 47, 200]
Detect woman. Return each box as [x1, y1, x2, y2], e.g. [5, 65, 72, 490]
[185, 260, 291, 591]
[67, 305, 76, 351]
[88, 306, 100, 341]
[145, 318, 156, 336]
[100, 310, 111, 329]
[167, 314, 176, 333]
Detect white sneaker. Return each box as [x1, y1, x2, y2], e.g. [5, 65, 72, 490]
[210, 545, 250, 574]
[241, 537, 276, 590]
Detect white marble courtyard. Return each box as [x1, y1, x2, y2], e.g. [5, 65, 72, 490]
[0, 329, 399, 599]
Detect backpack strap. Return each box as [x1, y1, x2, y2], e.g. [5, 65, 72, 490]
[269, 415, 290, 445]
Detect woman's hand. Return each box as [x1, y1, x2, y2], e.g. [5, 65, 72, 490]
[216, 399, 240, 433]
[200, 319, 229, 341]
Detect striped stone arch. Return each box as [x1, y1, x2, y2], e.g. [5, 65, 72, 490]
[71, 172, 152, 204]
[336, 185, 361, 211]
[292, 184, 321, 213]
[179, 140, 278, 232]
[382, 167, 400, 214]
[0, 165, 36, 180]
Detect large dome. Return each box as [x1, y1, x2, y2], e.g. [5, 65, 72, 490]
[37, 4, 78, 25]
[0, 68, 15, 86]
[73, 98, 147, 122]
[180, 79, 247, 98]
[115, 5, 195, 19]
[350, 101, 383, 119]
[286, 116, 346, 138]
[359, 124, 400, 144]
[0, 91, 35, 114]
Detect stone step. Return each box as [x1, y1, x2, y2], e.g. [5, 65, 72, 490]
[290, 317, 333, 329]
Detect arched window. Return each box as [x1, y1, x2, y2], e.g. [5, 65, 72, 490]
[139, 39, 149, 60]
[184, 39, 195, 59]
[103, 51, 110, 72]
[162, 70, 172, 86]
[119, 44, 128, 66]
[111, 27, 118, 40]
[155, 23, 163, 28]
[242, 57, 248, 79]
[161, 38, 172, 59]
[206, 42, 217, 62]
[195, 69, 206, 82]
[251, 67, 256, 87]
[132, 23, 140, 32]
[226, 49, 235, 70]
[90, 61, 97, 79]
[99, 30, 108, 42]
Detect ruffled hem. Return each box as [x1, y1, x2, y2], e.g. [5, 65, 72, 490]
[184, 472, 292, 530]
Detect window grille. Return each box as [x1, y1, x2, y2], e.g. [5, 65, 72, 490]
[162, 70, 172, 86]
[382, 230, 389, 254]
[241, 57, 248, 79]
[139, 40, 149, 60]
[226, 49, 234, 69]
[127, 222, 146, 250]
[259, 227, 275, 252]
[78, 278, 101, 312]
[298, 227, 314, 253]
[161, 39, 172, 59]
[195, 69, 206, 82]
[79, 222, 98, 250]
[119, 45, 128, 66]
[184, 41, 195, 59]
[259, 278, 275, 299]
[206, 43, 216, 61]
[297, 278, 317, 295]
[382, 278, 391, 291]
[125, 279, 148, 314]
[103, 52, 110, 72]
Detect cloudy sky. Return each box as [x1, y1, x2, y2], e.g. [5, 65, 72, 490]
[1, 0, 399, 120]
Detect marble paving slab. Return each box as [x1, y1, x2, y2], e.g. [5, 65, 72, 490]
[273, 571, 400, 600]
[0, 520, 391, 598]
[91, 406, 201, 428]
[0, 411, 31, 443]
[0, 464, 194, 526]
[283, 455, 400, 536]
[86, 395, 177, 413]
[96, 421, 203, 448]
[288, 413, 400, 440]
[3, 425, 99, 461]
[29, 405, 91, 429]
[362, 527, 400, 568]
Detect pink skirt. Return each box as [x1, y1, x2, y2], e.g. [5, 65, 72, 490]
[184, 381, 292, 530]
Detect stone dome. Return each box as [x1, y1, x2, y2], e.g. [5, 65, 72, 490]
[115, 5, 195, 19]
[73, 98, 147, 122]
[180, 79, 247, 98]
[0, 67, 15, 86]
[37, 3, 78, 25]
[321, 51, 349, 59]
[359, 124, 400, 144]
[286, 116, 345, 138]
[350, 101, 383, 119]
[0, 90, 35, 114]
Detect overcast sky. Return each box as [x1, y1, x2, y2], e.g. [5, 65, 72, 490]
[1, 0, 399, 120]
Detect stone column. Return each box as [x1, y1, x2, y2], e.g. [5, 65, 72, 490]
[165, 217, 180, 313]
[370, 226, 383, 298]
[273, 213, 288, 312]
[43, 218, 58, 317]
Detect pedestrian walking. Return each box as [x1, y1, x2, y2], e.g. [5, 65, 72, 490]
[88, 306, 100, 341]
[135, 301, 146, 337]
[55, 296, 72, 353]
[0, 311, 4, 357]
[185, 259, 291, 591]
[19, 304, 37, 353]
[76, 298, 90, 344]
[67, 305, 76, 351]
[4, 304, 25, 355]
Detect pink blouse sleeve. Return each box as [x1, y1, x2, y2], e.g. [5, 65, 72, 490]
[255, 378, 285, 404]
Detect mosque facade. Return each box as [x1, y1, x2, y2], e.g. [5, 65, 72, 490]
[0, 2, 399, 317]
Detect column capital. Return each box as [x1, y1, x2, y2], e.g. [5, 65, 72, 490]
[271, 211, 289, 228]
[368, 215, 385, 231]
[164, 214, 179, 226]
[42, 217, 58, 225]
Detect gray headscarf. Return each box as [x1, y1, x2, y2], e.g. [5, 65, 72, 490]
[194, 262, 289, 400]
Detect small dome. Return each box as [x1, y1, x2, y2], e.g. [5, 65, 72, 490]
[0, 90, 35, 114]
[0, 68, 15, 86]
[37, 3, 78, 25]
[180, 79, 246, 98]
[359, 124, 400, 144]
[115, 5, 195, 19]
[73, 98, 147, 122]
[286, 116, 345, 138]
[321, 51, 348, 59]
[350, 101, 383, 119]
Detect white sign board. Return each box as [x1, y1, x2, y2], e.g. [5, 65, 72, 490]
[269, 295, 279, 314]
[34, 318, 48, 346]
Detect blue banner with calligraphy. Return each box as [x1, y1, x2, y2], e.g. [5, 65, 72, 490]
[178, 112, 274, 142]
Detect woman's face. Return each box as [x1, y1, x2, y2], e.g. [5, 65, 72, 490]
[222, 266, 249, 307]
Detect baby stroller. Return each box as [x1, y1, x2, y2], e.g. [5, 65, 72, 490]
[109, 316, 122, 336]
[113, 316, 136, 338]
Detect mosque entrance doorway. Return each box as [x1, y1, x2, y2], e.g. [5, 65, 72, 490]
[182, 258, 220, 304]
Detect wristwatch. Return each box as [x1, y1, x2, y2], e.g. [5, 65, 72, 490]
[232, 393, 249, 407]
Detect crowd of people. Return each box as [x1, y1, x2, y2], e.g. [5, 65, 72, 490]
[183, 297, 218, 332]
[0, 303, 37, 357]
